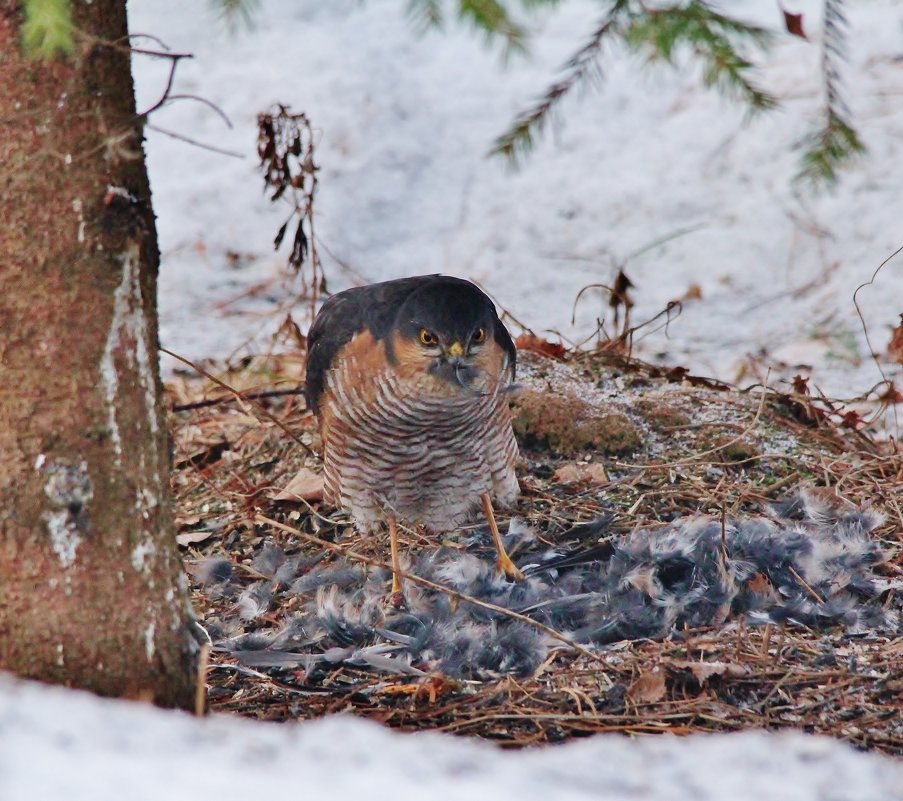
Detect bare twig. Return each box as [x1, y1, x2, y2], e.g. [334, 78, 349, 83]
[195, 642, 210, 716]
[130, 39, 238, 157]
[145, 124, 244, 159]
[161, 346, 313, 455]
[171, 387, 305, 413]
[852, 243, 903, 435]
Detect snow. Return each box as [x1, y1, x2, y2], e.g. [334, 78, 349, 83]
[128, 0, 903, 429]
[2, 674, 902, 801]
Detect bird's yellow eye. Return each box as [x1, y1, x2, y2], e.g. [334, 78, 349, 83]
[419, 329, 438, 347]
[472, 327, 486, 344]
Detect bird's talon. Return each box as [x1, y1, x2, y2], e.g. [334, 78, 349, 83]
[388, 590, 407, 609]
[497, 558, 524, 582]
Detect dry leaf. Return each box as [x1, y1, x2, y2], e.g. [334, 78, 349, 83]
[273, 466, 324, 501]
[678, 283, 703, 302]
[176, 529, 215, 547]
[553, 462, 609, 485]
[791, 374, 811, 395]
[627, 667, 666, 704]
[878, 383, 903, 404]
[667, 659, 745, 686]
[782, 10, 807, 39]
[609, 269, 635, 312]
[888, 314, 903, 364]
[514, 334, 567, 360]
[747, 571, 778, 601]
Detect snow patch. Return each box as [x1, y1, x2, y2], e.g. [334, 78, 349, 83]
[42, 460, 93, 569]
[144, 622, 156, 661]
[45, 511, 81, 569]
[135, 486, 159, 520]
[99, 245, 161, 466]
[71, 197, 85, 243]
[131, 538, 156, 573]
[131, 0, 903, 435]
[2, 675, 903, 801]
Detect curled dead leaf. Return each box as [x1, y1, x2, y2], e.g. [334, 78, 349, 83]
[627, 667, 666, 704]
[878, 383, 903, 404]
[514, 334, 568, 360]
[273, 466, 324, 501]
[746, 571, 778, 601]
[175, 529, 215, 548]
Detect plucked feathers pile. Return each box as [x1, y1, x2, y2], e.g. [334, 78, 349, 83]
[201, 491, 899, 679]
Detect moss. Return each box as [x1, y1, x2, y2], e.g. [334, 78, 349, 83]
[696, 431, 760, 464]
[511, 389, 641, 456]
[632, 398, 691, 429]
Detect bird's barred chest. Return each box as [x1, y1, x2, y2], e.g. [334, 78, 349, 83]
[319, 352, 519, 533]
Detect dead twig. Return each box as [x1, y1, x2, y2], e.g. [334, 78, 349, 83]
[161, 347, 313, 455]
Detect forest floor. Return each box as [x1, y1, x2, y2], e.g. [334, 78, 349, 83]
[166, 341, 903, 753]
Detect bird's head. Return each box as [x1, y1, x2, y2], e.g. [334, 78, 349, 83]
[389, 278, 511, 392]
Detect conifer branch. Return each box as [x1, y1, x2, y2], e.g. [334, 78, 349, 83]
[490, 0, 631, 163]
[406, 0, 444, 32]
[459, 0, 528, 55]
[213, 0, 261, 32]
[623, 2, 775, 110]
[797, 0, 864, 186]
[491, 1, 775, 165]
[407, 0, 531, 55]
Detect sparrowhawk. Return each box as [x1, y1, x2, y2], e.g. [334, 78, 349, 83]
[304, 275, 522, 594]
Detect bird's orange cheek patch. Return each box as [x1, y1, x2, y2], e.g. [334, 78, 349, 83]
[388, 332, 435, 380]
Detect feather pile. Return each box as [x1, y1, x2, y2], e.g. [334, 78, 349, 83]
[201, 491, 900, 679]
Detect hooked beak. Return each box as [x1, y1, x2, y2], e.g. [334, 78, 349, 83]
[428, 341, 479, 390]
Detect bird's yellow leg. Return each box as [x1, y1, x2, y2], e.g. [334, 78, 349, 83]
[481, 492, 524, 581]
[388, 515, 403, 595]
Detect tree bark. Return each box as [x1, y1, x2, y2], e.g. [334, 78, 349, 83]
[0, 1, 198, 707]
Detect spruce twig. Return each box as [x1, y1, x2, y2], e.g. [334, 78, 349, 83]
[491, 1, 774, 164]
[407, 0, 532, 56]
[623, 2, 775, 110]
[490, 0, 630, 162]
[213, 0, 260, 32]
[797, 0, 865, 186]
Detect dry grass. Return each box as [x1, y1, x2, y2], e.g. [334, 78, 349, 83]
[167, 347, 903, 752]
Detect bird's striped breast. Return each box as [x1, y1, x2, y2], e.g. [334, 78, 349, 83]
[318, 334, 518, 532]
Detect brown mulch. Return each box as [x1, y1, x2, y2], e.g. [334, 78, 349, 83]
[166, 347, 903, 753]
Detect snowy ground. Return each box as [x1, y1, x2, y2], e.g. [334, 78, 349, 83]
[3, 674, 903, 801]
[129, 0, 903, 427]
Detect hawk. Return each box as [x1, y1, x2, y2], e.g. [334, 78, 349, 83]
[304, 275, 523, 594]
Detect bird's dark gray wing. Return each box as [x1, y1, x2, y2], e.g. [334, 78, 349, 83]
[492, 316, 517, 380]
[303, 275, 441, 413]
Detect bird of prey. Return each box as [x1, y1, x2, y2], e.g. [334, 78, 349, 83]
[304, 275, 522, 594]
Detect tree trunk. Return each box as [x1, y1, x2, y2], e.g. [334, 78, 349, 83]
[0, 1, 198, 707]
